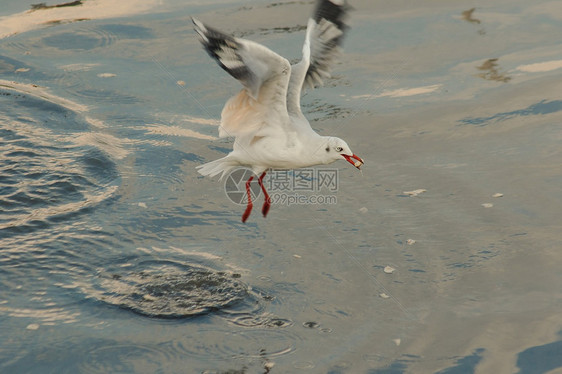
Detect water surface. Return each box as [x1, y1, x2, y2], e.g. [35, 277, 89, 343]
[1, 0, 562, 373]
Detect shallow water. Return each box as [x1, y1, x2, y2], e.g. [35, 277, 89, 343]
[1, 0, 562, 373]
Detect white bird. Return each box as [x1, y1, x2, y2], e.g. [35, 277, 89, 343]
[194, 0, 363, 223]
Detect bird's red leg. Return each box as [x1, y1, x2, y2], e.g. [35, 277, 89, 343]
[258, 171, 271, 217]
[241, 176, 254, 223]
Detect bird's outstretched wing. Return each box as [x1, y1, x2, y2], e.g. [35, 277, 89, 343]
[193, 18, 292, 138]
[287, 0, 350, 117]
[306, 0, 350, 88]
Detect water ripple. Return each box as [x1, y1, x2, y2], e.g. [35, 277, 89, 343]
[169, 327, 300, 361]
[78, 342, 174, 374]
[0, 83, 119, 236]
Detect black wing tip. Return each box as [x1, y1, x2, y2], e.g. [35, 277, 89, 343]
[192, 19, 236, 56]
[193, 19, 233, 43]
[313, 0, 351, 29]
[192, 18, 252, 83]
[303, 0, 351, 89]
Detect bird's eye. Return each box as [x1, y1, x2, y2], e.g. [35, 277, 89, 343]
[335, 146, 343, 152]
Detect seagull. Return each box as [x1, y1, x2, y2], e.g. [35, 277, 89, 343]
[193, 0, 363, 223]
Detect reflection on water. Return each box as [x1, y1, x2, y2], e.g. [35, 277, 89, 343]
[461, 7, 485, 35]
[30, 1, 84, 11]
[459, 99, 562, 126]
[516, 59, 562, 73]
[435, 349, 485, 374]
[42, 23, 154, 51]
[461, 8, 481, 25]
[476, 58, 511, 83]
[0, 0, 161, 38]
[517, 332, 562, 374]
[0, 85, 118, 234]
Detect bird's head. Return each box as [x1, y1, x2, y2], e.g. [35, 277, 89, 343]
[321, 137, 364, 169]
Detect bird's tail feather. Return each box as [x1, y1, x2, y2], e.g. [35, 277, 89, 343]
[196, 156, 239, 181]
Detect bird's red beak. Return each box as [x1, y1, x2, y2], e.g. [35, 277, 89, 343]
[342, 154, 364, 169]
